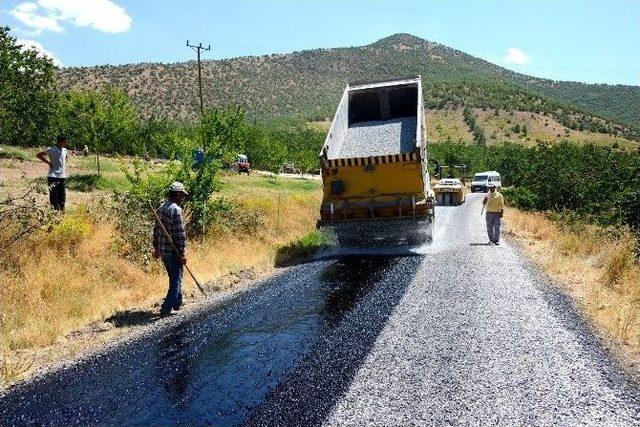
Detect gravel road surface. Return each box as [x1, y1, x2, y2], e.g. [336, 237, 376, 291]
[339, 116, 417, 158]
[1, 193, 639, 426]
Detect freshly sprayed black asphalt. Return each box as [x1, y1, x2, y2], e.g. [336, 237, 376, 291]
[2, 194, 640, 426]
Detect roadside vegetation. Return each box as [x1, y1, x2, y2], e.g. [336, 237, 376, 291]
[429, 141, 640, 232]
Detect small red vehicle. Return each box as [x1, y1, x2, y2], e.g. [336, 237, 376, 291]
[235, 154, 251, 175]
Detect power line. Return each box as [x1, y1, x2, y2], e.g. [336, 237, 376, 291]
[186, 40, 211, 118]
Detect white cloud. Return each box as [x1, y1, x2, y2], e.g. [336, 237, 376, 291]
[503, 47, 531, 65]
[16, 38, 63, 67]
[9, 0, 132, 34]
[10, 2, 63, 33]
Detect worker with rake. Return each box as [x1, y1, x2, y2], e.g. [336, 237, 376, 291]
[482, 182, 504, 245]
[153, 182, 189, 316]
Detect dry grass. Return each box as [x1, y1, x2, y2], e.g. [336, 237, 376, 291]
[475, 109, 639, 150]
[426, 109, 474, 144]
[1, 210, 165, 351]
[505, 210, 640, 355]
[0, 173, 322, 385]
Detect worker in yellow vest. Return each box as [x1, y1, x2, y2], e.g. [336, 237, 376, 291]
[482, 183, 504, 245]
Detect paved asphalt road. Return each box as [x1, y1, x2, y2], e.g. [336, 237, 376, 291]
[1, 193, 640, 426]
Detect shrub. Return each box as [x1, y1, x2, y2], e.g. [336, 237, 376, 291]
[51, 209, 92, 245]
[66, 174, 101, 192]
[0, 183, 55, 258]
[502, 187, 540, 211]
[615, 189, 640, 230]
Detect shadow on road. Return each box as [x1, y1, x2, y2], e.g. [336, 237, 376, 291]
[245, 255, 423, 426]
[105, 309, 159, 328]
[469, 242, 491, 246]
[0, 256, 421, 426]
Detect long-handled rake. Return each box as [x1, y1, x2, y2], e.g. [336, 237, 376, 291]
[148, 201, 206, 295]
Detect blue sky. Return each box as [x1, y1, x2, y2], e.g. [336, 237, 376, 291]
[2, 0, 639, 85]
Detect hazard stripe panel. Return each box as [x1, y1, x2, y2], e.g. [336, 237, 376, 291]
[325, 152, 418, 168]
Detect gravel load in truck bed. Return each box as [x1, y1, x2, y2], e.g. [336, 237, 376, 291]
[338, 116, 417, 159]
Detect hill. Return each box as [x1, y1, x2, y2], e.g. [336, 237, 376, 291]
[57, 33, 640, 141]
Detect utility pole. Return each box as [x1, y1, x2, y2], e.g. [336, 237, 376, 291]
[186, 40, 211, 118]
[186, 40, 211, 240]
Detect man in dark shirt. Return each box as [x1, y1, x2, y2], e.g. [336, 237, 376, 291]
[153, 182, 188, 315]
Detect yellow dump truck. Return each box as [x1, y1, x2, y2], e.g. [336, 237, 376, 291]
[317, 76, 435, 247]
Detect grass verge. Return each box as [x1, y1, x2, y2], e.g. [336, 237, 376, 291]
[274, 230, 329, 266]
[0, 147, 29, 161]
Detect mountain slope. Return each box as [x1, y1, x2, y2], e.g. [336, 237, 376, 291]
[57, 34, 640, 139]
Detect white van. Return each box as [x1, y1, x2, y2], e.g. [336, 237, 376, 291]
[471, 171, 501, 192]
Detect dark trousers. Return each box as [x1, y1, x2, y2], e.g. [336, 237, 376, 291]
[485, 211, 502, 243]
[161, 255, 184, 313]
[47, 177, 66, 211]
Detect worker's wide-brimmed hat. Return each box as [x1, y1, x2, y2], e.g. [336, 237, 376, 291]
[169, 181, 188, 195]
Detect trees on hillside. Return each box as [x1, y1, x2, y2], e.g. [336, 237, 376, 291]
[463, 106, 486, 147]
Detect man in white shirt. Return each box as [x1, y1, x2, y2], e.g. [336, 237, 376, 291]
[37, 135, 69, 211]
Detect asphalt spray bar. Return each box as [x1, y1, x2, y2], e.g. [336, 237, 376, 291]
[148, 201, 206, 295]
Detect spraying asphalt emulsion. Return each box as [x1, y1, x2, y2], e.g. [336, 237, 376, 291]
[1, 194, 640, 425]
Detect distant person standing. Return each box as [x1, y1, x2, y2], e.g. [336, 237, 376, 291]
[153, 182, 189, 316]
[36, 135, 68, 211]
[83, 144, 89, 157]
[482, 182, 504, 245]
[193, 147, 204, 169]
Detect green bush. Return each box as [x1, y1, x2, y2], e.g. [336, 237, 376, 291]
[66, 174, 101, 192]
[274, 230, 329, 266]
[615, 189, 640, 230]
[51, 210, 92, 244]
[502, 187, 539, 211]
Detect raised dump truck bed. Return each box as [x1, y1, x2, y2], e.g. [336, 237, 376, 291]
[318, 76, 434, 246]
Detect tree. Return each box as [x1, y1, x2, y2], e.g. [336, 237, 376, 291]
[0, 27, 57, 147]
[201, 106, 247, 164]
[56, 87, 138, 173]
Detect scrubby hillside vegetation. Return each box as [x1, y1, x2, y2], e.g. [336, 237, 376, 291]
[57, 33, 640, 142]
